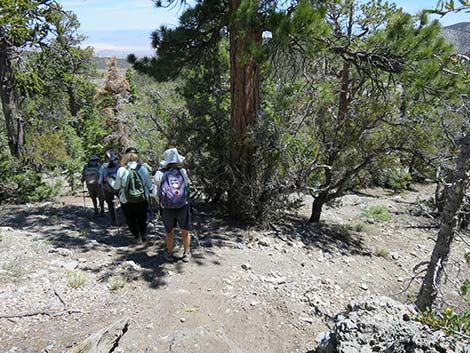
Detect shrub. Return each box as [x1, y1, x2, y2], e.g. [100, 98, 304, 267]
[417, 307, 470, 336]
[375, 248, 389, 258]
[0, 152, 61, 203]
[362, 205, 392, 222]
[67, 271, 87, 288]
[108, 274, 127, 290]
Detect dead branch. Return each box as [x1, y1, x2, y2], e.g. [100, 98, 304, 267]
[0, 308, 83, 319]
[393, 268, 426, 296]
[68, 317, 129, 353]
[54, 288, 67, 308]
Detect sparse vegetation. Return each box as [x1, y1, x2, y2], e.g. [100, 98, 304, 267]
[0, 259, 25, 281]
[362, 205, 392, 222]
[375, 248, 389, 258]
[417, 307, 470, 337]
[79, 228, 90, 238]
[67, 271, 87, 288]
[351, 223, 366, 233]
[108, 274, 127, 291]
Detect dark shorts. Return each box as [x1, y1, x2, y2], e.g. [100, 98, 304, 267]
[161, 204, 192, 233]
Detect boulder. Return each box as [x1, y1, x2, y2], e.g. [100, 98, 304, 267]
[315, 296, 468, 353]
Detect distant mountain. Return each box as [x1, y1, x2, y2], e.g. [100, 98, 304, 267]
[91, 57, 131, 71]
[442, 22, 470, 54]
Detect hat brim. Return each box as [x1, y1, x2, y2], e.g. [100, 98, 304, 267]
[160, 155, 185, 167]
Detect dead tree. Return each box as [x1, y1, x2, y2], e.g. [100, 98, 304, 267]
[416, 132, 470, 311]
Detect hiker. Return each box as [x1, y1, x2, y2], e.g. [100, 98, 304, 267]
[110, 147, 152, 244]
[154, 148, 192, 262]
[81, 155, 105, 216]
[99, 150, 121, 225]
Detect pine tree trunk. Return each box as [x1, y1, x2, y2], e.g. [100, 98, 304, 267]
[0, 42, 23, 157]
[416, 132, 470, 311]
[227, 0, 262, 220]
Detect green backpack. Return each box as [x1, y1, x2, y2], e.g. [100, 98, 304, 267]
[125, 165, 146, 203]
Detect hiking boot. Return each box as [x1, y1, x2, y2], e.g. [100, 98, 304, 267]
[182, 251, 191, 263]
[134, 235, 143, 245]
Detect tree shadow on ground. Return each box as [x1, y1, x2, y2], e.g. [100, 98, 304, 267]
[0, 200, 224, 289]
[271, 214, 371, 256]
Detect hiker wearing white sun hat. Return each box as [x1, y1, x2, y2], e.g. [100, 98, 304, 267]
[153, 148, 192, 262]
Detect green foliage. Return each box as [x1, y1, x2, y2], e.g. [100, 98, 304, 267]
[125, 68, 138, 103]
[417, 307, 470, 336]
[362, 205, 392, 222]
[461, 279, 470, 298]
[0, 152, 61, 203]
[465, 251, 470, 266]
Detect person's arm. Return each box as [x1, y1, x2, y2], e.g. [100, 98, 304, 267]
[98, 165, 105, 184]
[111, 167, 123, 191]
[180, 168, 191, 196]
[153, 171, 163, 198]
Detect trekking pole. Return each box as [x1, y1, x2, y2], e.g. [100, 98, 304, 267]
[82, 183, 87, 210]
[113, 197, 120, 237]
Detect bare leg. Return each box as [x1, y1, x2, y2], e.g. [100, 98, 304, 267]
[166, 231, 174, 254]
[181, 229, 191, 254]
[91, 197, 99, 215]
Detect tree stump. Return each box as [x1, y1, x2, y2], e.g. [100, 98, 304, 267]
[68, 317, 129, 353]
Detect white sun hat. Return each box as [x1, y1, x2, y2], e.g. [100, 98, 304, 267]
[160, 148, 185, 168]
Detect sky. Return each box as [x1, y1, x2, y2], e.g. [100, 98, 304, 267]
[57, 0, 469, 57]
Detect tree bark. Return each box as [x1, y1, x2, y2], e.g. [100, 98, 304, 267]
[68, 317, 129, 353]
[309, 191, 329, 223]
[416, 132, 470, 311]
[227, 0, 262, 219]
[0, 40, 23, 157]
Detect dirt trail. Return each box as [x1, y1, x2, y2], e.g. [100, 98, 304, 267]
[0, 185, 467, 353]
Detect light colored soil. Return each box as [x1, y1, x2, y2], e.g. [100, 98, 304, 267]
[0, 184, 468, 353]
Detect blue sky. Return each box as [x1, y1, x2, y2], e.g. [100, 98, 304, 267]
[57, 0, 469, 57]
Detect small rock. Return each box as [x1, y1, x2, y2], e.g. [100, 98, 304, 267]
[390, 252, 400, 260]
[258, 238, 270, 247]
[180, 317, 186, 323]
[48, 248, 73, 257]
[241, 263, 252, 270]
[359, 283, 368, 291]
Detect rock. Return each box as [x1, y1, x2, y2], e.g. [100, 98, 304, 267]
[241, 263, 252, 270]
[50, 259, 79, 271]
[316, 331, 336, 353]
[180, 317, 186, 323]
[258, 238, 270, 247]
[359, 283, 368, 291]
[314, 296, 466, 353]
[301, 317, 314, 324]
[48, 247, 73, 257]
[390, 252, 400, 260]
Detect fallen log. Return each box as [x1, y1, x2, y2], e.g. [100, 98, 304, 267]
[68, 317, 129, 353]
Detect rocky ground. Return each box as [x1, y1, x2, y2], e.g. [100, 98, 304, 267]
[0, 184, 468, 353]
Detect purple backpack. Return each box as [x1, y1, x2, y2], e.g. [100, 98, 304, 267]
[159, 168, 188, 209]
